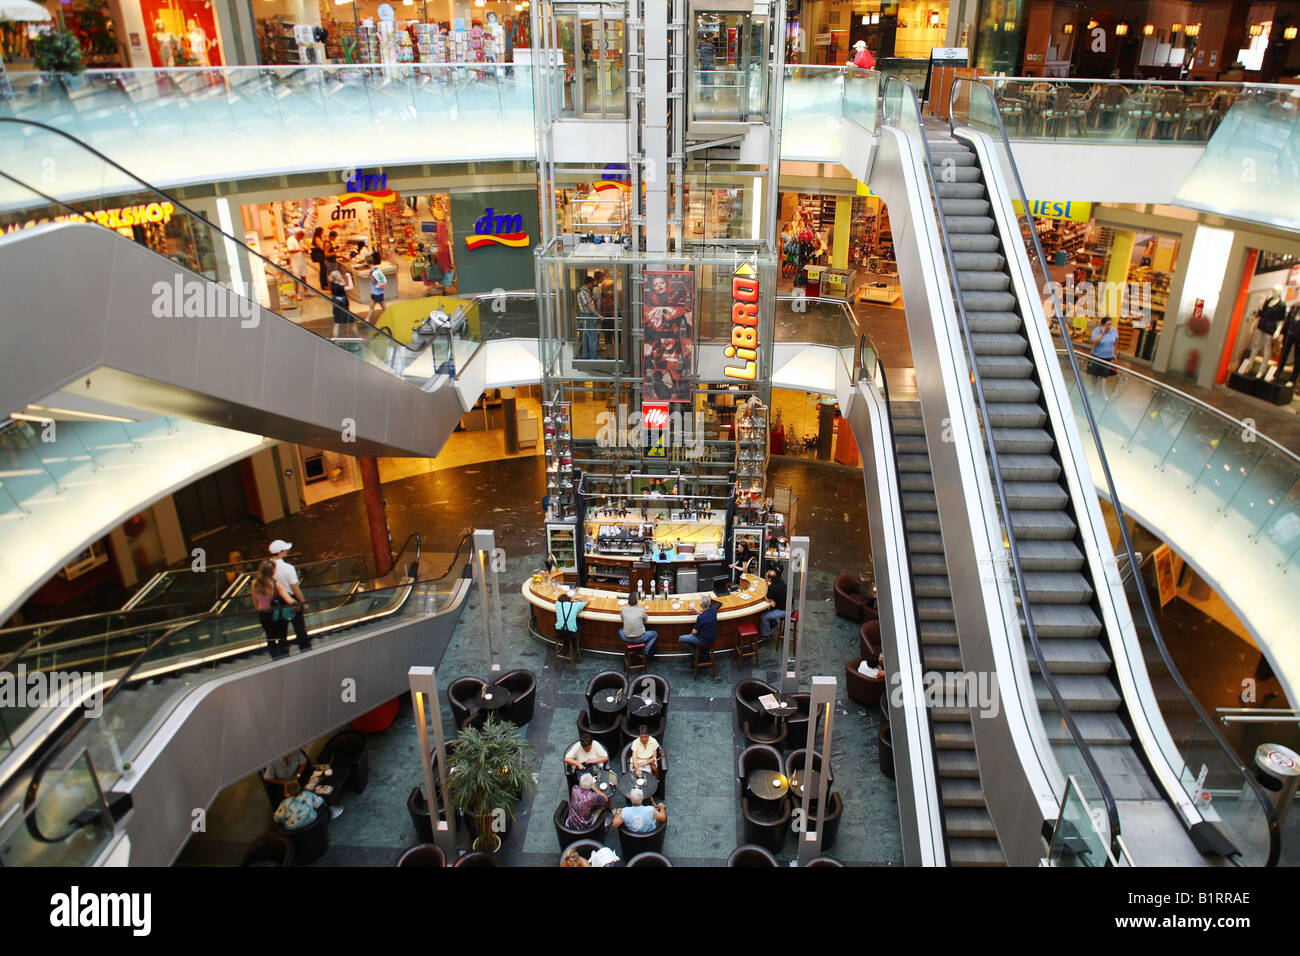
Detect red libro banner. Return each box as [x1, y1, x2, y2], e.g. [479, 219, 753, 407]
[643, 270, 694, 402]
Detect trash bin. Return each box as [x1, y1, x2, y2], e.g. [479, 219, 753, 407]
[804, 265, 825, 297]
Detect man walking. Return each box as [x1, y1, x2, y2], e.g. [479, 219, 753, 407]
[269, 539, 312, 651]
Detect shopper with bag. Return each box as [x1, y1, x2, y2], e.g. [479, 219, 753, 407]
[365, 252, 388, 324]
[327, 266, 355, 339]
[269, 540, 312, 652]
[311, 227, 327, 289]
[251, 559, 294, 658]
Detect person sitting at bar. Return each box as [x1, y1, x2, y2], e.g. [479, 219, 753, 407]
[613, 788, 666, 834]
[564, 732, 609, 771]
[760, 567, 787, 640]
[555, 591, 586, 646]
[680, 594, 719, 653]
[566, 772, 611, 830]
[619, 592, 658, 661]
[628, 726, 662, 777]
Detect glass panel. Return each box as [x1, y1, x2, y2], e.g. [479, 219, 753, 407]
[1046, 777, 1115, 867]
[691, 11, 768, 123]
[0, 750, 115, 867]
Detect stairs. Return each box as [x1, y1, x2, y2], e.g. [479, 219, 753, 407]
[891, 400, 1005, 867]
[923, 133, 1156, 802]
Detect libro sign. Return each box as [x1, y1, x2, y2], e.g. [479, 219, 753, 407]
[465, 207, 530, 250]
[724, 261, 760, 381]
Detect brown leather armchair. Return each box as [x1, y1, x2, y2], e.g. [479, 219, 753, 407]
[859, 619, 882, 662]
[833, 574, 874, 622]
[846, 657, 886, 706]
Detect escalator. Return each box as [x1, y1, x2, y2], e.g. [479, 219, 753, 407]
[866, 77, 1280, 865]
[0, 533, 474, 866]
[0, 118, 475, 460]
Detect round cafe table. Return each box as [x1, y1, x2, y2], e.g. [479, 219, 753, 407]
[592, 689, 626, 714]
[476, 684, 512, 711]
[763, 695, 798, 720]
[627, 696, 662, 719]
[789, 768, 829, 801]
[747, 769, 789, 801]
[618, 770, 659, 801]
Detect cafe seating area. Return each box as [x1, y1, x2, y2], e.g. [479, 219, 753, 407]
[990, 81, 1243, 142]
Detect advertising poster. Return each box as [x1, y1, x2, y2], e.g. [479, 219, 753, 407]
[1153, 544, 1176, 608]
[643, 270, 694, 402]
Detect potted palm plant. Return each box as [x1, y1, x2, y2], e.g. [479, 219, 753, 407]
[444, 714, 536, 853]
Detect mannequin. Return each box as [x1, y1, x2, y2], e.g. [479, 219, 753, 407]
[1278, 301, 1300, 386]
[186, 17, 212, 67]
[1239, 286, 1286, 378]
[152, 18, 177, 68]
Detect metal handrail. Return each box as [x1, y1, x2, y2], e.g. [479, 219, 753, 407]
[1057, 350, 1300, 468]
[856, 330, 951, 866]
[882, 74, 1124, 858]
[0, 118, 426, 360]
[13, 530, 463, 844]
[950, 75, 1280, 866]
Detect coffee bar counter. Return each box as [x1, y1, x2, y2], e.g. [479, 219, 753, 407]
[523, 569, 768, 654]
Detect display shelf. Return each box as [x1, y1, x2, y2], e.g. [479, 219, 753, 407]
[734, 395, 768, 522]
[544, 398, 574, 519]
[546, 523, 578, 573]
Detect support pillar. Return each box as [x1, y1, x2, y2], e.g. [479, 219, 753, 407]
[831, 196, 852, 270]
[1101, 230, 1135, 319]
[502, 388, 519, 454]
[359, 456, 393, 577]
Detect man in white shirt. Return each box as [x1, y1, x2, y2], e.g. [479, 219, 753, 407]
[269, 539, 312, 651]
[286, 230, 308, 282]
[564, 732, 609, 773]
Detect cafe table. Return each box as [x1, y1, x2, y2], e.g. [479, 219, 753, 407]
[592, 688, 626, 714]
[789, 768, 829, 802]
[746, 769, 789, 801]
[618, 770, 660, 801]
[476, 683, 513, 711]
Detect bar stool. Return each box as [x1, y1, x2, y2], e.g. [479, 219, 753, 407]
[555, 630, 581, 674]
[623, 639, 648, 676]
[691, 645, 715, 678]
[735, 620, 760, 668]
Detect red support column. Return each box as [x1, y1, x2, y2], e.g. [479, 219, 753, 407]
[359, 456, 393, 577]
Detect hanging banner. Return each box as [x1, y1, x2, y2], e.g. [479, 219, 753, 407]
[1152, 544, 1176, 608]
[643, 270, 694, 402]
[724, 260, 760, 381]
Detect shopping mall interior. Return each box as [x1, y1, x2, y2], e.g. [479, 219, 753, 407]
[0, 0, 1299, 883]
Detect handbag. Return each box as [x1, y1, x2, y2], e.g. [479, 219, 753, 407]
[310, 246, 324, 263]
[271, 597, 298, 622]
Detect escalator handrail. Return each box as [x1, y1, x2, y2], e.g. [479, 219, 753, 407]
[0, 554, 368, 675]
[16, 530, 477, 842]
[1055, 349, 1300, 468]
[950, 76, 1281, 866]
[857, 330, 952, 866]
[881, 75, 1124, 857]
[0, 118, 424, 359]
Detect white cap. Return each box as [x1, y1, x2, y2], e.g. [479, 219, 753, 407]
[855, 40, 867, 49]
[269, 540, 293, 555]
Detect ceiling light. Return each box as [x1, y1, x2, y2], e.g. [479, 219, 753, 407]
[1143, 23, 1154, 36]
[1086, 18, 1097, 29]
[1171, 23, 1182, 33]
[1115, 23, 1128, 36]
[1062, 22, 1073, 34]
[929, 11, 938, 27]
[1186, 23, 1200, 37]
[1004, 19, 1015, 30]
[1249, 23, 1263, 37]
[1286, 26, 1298, 40]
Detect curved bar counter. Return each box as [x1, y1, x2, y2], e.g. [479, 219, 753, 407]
[523, 570, 769, 655]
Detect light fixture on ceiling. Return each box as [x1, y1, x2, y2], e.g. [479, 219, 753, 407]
[1171, 23, 1182, 33]
[1249, 23, 1263, 37]
[1185, 23, 1200, 37]
[1004, 19, 1015, 30]
[1286, 26, 1298, 40]
[1086, 18, 1097, 30]
[1114, 22, 1128, 36]
[1062, 22, 1073, 34]
[1142, 23, 1154, 37]
[929, 11, 939, 27]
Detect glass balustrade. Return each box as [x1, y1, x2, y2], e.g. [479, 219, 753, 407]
[0, 749, 116, 868]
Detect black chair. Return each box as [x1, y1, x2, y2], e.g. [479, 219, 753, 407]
[626, 673, 671, 719]
[577, 710, 622, 757]
[804, 855, 844, 867]
[727, 844, 778, 867]
[741, 796, 790, 854]
[734, 678, 778, 732]
[619, 712, 666, 745]
[586, 671, 628, 714]
[554, 799, 609, 850]
[627, 851, 672, 867]
[317, 729, 370, 795]
[395, 843, 447, 867]
[495, 669, 537, 727]
[784, 693, 812, 750]
[620, 739, 668, 800]
[742, 718, 788, 749]
[615, 815, 667, 857]
[273, 808, 329, 866]
[238, 833, 294, 867]
[805, 791, 843, 851]
[455, 851, 499, 867]
[737, 743, 784, 790]
[558, 838, 606, 866]
[448, 676, 486, 730]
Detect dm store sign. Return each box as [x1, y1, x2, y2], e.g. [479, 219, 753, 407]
[465, 207, 530, 250]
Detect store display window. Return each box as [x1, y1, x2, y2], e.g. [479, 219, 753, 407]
[1225, 251, 1300, 403]
[777, 189, 898, 304]
[313, 0, 525, 66]
[142, 0, 225, 67]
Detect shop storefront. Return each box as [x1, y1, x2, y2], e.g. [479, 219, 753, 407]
[1222, 250, 1300, 407]
[143, 0, 227, 66]
[789, 0, 949, 64]
[777, 185, 899, 305]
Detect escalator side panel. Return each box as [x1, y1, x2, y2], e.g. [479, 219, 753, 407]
[112, 576, 471, 866]
[0, 223, 464, 460]
[869, 127, 1060, 864]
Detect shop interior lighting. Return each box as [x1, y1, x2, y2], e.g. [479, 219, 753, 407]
[928, 11, 939, 27]
[1185, 23, 1200, 37]
[1142, 23, 1154, 36]
[1086, 18, 1097, 29]
[1249, 22, 1263, 37]
[1003, 19, 1015, 30]
[1171, 23, 1182, 33]
[1114, 22, 1128, 35]
[1062, 22, 1073, 34]
[1286, 26, 1298, 40]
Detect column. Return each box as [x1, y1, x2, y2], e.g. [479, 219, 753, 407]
[359, 456, 394, 576]
[502, 387, 519, 454]
[831, 195, 851, 270]
[1100, 229, 1134, 319]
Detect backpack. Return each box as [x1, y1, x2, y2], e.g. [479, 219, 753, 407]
[370, 266, 387, 288]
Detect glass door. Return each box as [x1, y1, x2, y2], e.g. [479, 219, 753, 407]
[558, 4, 626, 118]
